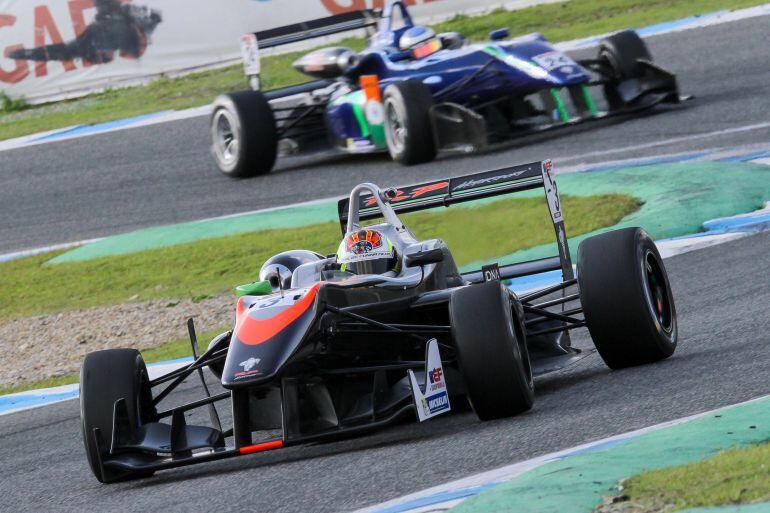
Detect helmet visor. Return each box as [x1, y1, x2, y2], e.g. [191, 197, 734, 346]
[346, 256, 396, 276]
[412, 38, 441, 59]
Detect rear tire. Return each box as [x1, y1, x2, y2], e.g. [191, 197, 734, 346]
[80, 349, 156, 483]
[211, 91, 278, 178]
[450, 281, 534, 421]
[383, 80, 437, 165]
[577, 227, 677, 370]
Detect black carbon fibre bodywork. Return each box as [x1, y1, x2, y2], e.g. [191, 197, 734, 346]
[86, 161, 596, 480]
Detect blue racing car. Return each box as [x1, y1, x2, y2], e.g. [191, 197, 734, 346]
[210, 1, 686, 177]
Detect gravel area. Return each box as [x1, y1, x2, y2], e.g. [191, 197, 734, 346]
[0, 293, 235, 389]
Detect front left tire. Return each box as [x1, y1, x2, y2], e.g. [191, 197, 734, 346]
[382, 79, 437, 165]
[450, 281, 534, 420]
[211, 90, 278, 178]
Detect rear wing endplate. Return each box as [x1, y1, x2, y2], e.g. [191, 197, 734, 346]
[240, 10, 379, 90]
[337, 160, 575, 283]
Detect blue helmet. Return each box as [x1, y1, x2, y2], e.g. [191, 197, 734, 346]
[399, 26, 437, 52]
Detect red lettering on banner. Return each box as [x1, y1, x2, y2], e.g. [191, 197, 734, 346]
[0, 15, 30, 84]
[321, 0, 365, 14]
[34, 5, 77, 77]
[321, 0, 425, 15]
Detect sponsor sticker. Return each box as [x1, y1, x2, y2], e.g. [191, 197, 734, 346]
[240, 34, 260, 76]
[408, 339, 452, 422]
[235, 357, 262, 379]
[346, 137, 375, 153]
[532, 51, 578, 72]
[541, 160, 563, 223]
[428, 366, 445, 392]
[424, 391, 450, 415]
[482, 263, 501, 282]
[362, 181, 450, 208]
[452, 170, 527, 191]
[364, 101, 384, 125]
[239, 357, 261, 371]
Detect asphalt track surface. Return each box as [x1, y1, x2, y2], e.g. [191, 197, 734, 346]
[0, 231, 768, 512]
[2, 15, 770, 254]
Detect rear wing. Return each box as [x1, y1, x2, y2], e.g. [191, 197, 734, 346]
[240, 10, 379, 90]
[337, 160, 575, 283]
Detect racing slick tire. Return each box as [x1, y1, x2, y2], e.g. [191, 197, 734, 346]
[599, 30, 652, 80]
[450, 281, 534, 421]
[383, 79, 437, 165]
[577, 227, 677, 370]
[211, 90, 278, 178]
[80, 349, 156, 483]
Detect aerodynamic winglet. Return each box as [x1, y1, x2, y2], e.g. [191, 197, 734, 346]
[408, 339, 451, 422]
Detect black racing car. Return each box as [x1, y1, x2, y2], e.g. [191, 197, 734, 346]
[80, 160, 678, 482]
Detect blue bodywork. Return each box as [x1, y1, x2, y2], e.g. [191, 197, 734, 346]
[323, 1, 592, 148]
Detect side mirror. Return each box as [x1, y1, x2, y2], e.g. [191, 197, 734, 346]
[489, 28, 510, 41]
[405, 248, 444, 268]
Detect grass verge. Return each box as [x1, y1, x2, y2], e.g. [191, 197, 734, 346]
[0, 193, 640, 321]
[616, 441, 770, 512]
[0, 193, 639, 395]
[1, 0, 765, 140]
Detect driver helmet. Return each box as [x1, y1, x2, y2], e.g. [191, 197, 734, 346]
[399, 26, 441, 58]
[337, 228, 399, 275]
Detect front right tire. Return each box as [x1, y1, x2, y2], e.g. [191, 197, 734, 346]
[578, 227, 678, 370]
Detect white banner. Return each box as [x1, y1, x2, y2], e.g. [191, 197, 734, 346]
[0, 0, 549, 103]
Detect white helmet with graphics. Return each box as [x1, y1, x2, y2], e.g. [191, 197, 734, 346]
[337, 228, 399, 275]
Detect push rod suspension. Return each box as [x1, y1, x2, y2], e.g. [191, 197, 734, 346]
[522, 304, 584, 325]
[156, 391, 231, 419]
[150, 349, 228, 387]
[531, 293, 581, 310]
[525, 306, 583, 327]
[527, 321, 587, 337]
[326, 305, 429, 344]
[520, 278, 578, 303]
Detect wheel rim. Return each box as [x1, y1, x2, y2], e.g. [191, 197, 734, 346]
[384, 99, 407, 155]
[642, 250, 673, 334]
[212, 109, 239, 166]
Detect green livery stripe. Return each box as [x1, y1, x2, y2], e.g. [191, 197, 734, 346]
[370, 124, 386, 147]
[550, 88, 570, 122]
[351, 100, 370, 138]
[581, 84, 599, 116]
[483, 45, 507, 59]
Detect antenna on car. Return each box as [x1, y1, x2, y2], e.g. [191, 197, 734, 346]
[276, 266, 284, 298]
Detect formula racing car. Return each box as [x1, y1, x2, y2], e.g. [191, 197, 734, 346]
[80, 159, 678, 482]
[210, 1, 687, 177]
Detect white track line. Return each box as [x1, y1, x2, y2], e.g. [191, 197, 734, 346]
[559, 121, 770, 162]
[1, 142, 767, 264]
[0, 238, 104, 263]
